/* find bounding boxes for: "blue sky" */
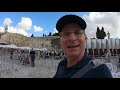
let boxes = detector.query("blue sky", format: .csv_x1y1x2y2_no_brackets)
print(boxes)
0,12,120,39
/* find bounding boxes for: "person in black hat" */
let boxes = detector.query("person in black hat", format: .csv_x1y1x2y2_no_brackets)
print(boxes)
53,14,113,78
30,48,36,67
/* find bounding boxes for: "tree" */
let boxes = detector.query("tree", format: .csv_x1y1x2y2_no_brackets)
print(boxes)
31,34,34,37
48,32,52,36
96,26,106,39
52,33,60,36
101,27,106,39
43,34,45,37
96,26,101,39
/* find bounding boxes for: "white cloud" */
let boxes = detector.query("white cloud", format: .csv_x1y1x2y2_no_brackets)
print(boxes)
0,25,30,37
3,17,33,37
0,27,4,32
0,17,37,37
52,28,58,34
28,33,32,37
16,17,32,30
33,25,43,32
82,12,120,39
3,18,12,26
17,28,29,36
7,26,17,33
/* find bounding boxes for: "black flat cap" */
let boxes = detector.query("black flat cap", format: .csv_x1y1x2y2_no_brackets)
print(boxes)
56,14,87,33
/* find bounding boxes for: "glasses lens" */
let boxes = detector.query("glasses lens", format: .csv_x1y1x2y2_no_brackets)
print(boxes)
60,30,84,37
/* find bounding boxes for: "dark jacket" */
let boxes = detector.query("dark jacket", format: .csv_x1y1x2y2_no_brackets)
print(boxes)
54,54,113,78
30,50,35,59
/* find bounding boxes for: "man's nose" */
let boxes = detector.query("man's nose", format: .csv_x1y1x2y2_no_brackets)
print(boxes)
68,33,77,40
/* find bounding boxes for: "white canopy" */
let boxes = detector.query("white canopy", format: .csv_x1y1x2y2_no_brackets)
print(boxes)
17,46,32,50
0,44,18,48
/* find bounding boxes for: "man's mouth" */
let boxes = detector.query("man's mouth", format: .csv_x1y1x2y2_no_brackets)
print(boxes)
67,45,80,48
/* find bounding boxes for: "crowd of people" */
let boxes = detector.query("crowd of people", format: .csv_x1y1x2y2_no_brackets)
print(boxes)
10,48,36,67
43,50,65,59
8,48,65,67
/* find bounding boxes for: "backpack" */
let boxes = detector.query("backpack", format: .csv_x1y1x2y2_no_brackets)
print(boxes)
71,59,104,78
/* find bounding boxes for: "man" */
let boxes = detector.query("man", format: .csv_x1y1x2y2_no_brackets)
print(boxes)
10,49,14,60
105,50,111,63
53,14,113,78
30,48,36,67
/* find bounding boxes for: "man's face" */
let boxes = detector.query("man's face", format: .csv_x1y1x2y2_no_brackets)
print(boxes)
60,23,86,57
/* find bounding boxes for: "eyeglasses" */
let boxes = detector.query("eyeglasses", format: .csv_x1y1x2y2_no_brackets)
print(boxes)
60,30,85,38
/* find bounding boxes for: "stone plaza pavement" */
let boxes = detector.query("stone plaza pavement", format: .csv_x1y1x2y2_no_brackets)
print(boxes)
0,56,120,78
0,58,61,78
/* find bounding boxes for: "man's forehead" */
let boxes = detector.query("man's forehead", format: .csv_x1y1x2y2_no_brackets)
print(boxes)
61,23,82,32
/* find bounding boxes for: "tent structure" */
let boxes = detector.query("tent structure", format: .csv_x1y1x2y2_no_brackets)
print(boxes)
0,44,18,49
17,46,32,50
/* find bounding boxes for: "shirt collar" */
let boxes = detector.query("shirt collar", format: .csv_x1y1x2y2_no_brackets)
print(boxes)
60,54,92,69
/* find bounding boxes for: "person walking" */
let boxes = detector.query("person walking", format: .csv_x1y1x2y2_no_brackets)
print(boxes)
30,48,36,67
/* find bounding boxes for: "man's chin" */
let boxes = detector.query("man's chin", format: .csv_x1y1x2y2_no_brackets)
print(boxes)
67,52,79,57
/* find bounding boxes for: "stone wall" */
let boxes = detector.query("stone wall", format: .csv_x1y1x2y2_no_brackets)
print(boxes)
0,32,59,50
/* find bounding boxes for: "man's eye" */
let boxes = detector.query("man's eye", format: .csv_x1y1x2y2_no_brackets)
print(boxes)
75,31,83,35
75,31,81,34
63,32,70,35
